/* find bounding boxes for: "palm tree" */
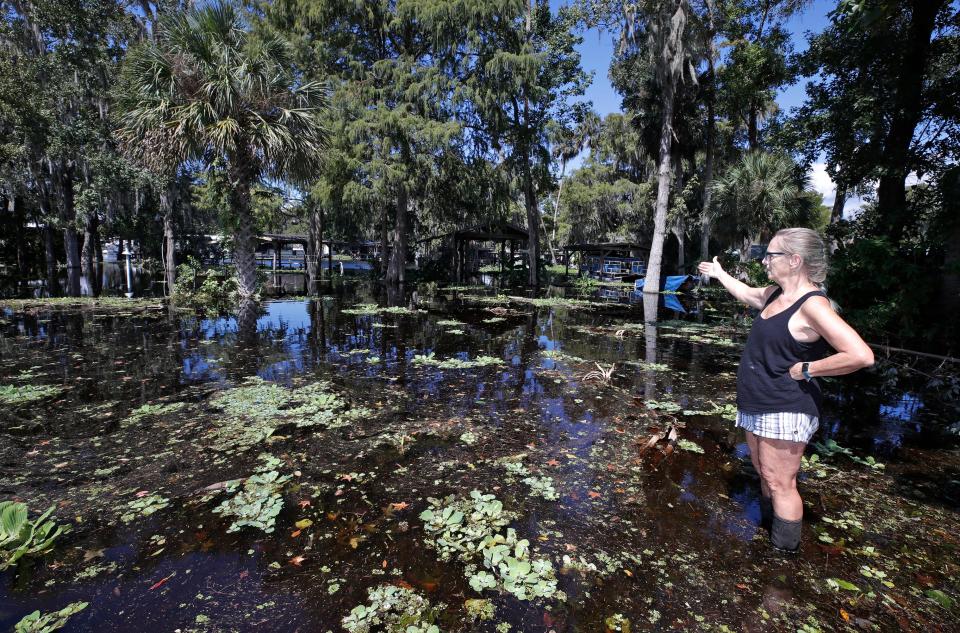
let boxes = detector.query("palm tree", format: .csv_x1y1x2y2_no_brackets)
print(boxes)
711,151,812,261
115,2,327,300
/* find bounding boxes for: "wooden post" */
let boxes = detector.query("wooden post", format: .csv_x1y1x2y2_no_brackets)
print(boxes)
273,240,281,271
564,248,569,277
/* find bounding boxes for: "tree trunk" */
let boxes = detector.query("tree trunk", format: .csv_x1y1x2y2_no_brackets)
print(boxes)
552,161,566,248
43,223,59,297
645,83,676,294
939,167,960,323
160,184,176,295
523,161,540,287
740,235,753,263
92,227,103,296
831,183,846,224
700,0,717,264
306,203,321,295
748,103,758,150
59,165,82,297
875,0,945,245
63,227,82,297
645,1,686,295
673,225,685,271
386,184,408,285
379,204,389,277
81,213,99,297
228,169,258,301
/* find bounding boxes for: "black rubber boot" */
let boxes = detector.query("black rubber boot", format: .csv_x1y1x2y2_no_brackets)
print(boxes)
759,495,773,532
770,515,802,553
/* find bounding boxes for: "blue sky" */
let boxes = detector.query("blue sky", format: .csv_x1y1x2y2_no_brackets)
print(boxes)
555,0,855,211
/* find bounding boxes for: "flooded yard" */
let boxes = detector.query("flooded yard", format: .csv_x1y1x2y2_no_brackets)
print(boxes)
1,282,957,632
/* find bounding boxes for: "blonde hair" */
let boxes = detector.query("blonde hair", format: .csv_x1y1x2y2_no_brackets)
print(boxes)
774,228,828,285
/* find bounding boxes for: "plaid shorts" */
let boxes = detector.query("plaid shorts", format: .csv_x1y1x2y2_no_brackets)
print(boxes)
736,410,819,443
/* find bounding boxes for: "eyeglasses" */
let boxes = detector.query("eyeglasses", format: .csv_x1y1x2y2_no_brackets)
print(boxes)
762,251,788,261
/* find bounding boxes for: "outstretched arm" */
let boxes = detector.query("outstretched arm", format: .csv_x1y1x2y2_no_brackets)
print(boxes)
698,257,773,310
788,296,874,379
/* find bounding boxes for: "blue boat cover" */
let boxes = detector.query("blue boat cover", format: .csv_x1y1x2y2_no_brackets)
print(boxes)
634,274,691,292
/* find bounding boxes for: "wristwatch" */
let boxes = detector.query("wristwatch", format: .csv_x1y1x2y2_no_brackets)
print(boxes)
801,362,813,381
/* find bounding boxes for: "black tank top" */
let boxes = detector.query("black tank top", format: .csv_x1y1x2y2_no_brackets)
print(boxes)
736,288,830,417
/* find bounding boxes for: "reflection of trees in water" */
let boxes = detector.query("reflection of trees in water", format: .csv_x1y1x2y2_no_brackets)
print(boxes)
218,299,266,380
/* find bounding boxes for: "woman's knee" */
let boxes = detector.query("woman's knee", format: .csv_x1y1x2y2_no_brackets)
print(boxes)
759,464,797,494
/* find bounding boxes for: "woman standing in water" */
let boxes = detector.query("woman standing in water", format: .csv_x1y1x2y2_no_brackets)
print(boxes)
698,228,874,552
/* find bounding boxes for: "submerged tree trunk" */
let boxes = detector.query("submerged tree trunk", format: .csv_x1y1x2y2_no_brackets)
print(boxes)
306,203,322,295
43,223,59,297
63,227,82,297
92,227,103,296
60,166,82,297
160,184,176,295
386,184,408,285
81,213,98,297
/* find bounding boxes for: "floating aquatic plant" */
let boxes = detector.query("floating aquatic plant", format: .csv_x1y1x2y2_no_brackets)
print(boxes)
205,377,367,451
1,501,71,571
13,601,88,633
463,598,495,621
412,353,504,370
120,494,169,524
123,401,189,428
0,384,64,406
676,439,704,454
341,584,441,633
420,492,560,601
522,476,559,500
212,454,290,533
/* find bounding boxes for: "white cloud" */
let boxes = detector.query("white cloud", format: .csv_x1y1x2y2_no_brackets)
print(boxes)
807,163,865,218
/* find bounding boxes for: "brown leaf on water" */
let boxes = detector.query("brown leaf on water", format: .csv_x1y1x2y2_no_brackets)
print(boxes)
545,459,560,467
289,555,306,566
588,490,601,499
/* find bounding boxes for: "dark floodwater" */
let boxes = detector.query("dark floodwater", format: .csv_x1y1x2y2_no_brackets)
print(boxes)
1,282,957,632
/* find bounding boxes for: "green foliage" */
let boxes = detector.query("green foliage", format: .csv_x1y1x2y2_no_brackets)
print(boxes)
711,152,816,249
172,257,242,313
13,601,88,633
811,439,884,470
342,584,441,633
827,237,939,345
212,454,291,534
0,384,64,406
0,502,70,571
